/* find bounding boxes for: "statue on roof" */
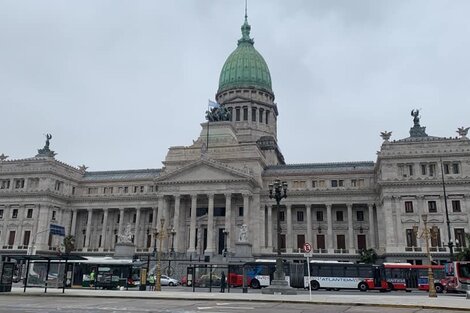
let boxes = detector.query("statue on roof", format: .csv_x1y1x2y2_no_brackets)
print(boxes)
36,133,56,157
205,106,231,122
0,153,8,161
380,131,392,141
411,109,420,126
457,127,470,138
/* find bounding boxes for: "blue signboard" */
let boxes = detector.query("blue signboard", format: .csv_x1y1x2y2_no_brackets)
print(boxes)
50,224,65,236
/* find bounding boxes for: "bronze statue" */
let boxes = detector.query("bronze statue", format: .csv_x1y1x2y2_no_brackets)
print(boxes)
45,134,52,148
411,110,420,126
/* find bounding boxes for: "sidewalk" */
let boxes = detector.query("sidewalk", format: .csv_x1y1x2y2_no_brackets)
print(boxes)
3,287,470,311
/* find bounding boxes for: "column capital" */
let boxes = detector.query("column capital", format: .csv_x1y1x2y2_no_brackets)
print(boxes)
174,194,181,200
103,207,109,212
325,203,332,208
87,208,93,212
207,193,215,200
224,193,232,199
367,203,375,208
346,203,353,209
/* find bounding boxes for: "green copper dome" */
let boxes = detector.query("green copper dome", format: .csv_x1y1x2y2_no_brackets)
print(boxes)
217,16,273,94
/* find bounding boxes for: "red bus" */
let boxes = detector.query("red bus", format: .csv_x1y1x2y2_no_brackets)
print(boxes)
442,261,470,293
305,261,389,292
383,263,444,292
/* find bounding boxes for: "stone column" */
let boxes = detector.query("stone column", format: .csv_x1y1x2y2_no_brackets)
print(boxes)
326,204,333,250
383,197,396,249
156,196,164,226
306,204,312,247
85,209,93,250
151,207,157,249
347,204,354,250
1,205,10,246
173,195,180,252
15,205,24,247
188,195,197,253
134,207,141,248
118,208,125,237
101,208,109,249
286,204,293,253
267,205,273,250
224,193,232,252
70,209,77,236
368,204,375,248
243,193,250,226
394,198,402,248
205,194,215,254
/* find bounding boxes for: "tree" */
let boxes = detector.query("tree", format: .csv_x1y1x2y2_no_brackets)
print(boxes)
456,233,470,261
359,248,378,264
63,235,75,255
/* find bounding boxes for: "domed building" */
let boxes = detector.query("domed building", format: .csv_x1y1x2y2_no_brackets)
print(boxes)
1,13,470,277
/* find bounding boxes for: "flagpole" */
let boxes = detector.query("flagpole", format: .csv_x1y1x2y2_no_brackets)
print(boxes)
206,100,210,152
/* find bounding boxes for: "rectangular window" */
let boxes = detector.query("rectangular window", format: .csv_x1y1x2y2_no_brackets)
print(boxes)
338,180,344,187
134,186,138,193
72,187,76,195
429,163,436,176
356,210,364,222
312,180,316,188
27,209,33,218
265,110,270,124
357,179,365,187
318,180,326,188
297,210,304,222
357,234,367,250
117,214,120,224
0,209,3,219
52,210,57,220
12,209,18,219
99,235,102,247
444,163,450,174
430,226,441,247
421,164,427,175
147,234,152,248
280,234,286,251
54,180,62,191
214,207,226,217
453,163,460,174
243,107,248,121
405,201,413,213
316,211,323,221
428,201,437,213
259,108,264,123
455,228,466,248
316,235,325,250
140,186,144,193
235,108,241,121
8,231,15,246
0,179,10,189
297,234,305,250
149,212,153,223
406,229,417,247
14,179,25,189
252,108,257,121
452,200,461,213
23,230,31,246
351,179,357,187
279,210,285,222
238,207,244,217
407,164,414,176
331,180,338,187
337,235,346,249
133,213,136,223
336,210,343,222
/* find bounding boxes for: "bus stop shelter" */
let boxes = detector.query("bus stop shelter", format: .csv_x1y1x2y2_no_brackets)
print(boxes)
4,254,86,294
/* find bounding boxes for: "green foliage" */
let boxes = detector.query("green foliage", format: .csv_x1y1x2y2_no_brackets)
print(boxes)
359,248,378,264
63,235,75,254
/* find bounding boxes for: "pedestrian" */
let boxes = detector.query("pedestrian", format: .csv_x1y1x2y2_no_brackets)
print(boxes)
220,271,226,293
90,269,96,289
148,274,155,291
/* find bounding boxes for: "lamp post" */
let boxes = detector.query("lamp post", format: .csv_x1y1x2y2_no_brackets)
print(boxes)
262,179,296,295
155,218,165,292
167,227,176,276
415,214,438,298
440,157,454,261
222,229,229,257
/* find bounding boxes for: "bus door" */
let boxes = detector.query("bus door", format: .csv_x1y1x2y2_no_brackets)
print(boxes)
373,266,385,288
289,263,304,288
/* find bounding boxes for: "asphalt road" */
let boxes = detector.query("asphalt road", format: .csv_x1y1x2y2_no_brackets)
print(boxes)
0,296,465,313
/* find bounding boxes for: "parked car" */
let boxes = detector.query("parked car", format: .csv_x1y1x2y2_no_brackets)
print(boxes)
196,273,221,287
160,275,179,286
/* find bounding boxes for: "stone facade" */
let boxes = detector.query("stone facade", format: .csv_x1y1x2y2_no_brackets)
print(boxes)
1,16,470,265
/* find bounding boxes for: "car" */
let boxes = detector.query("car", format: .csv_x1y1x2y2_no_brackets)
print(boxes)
160,275,179,286
196,273,221,287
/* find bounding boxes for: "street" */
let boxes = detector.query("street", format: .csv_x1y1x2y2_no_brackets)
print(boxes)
0,296,466,313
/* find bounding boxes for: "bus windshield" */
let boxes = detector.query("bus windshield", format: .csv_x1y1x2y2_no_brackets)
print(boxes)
457,263,470,279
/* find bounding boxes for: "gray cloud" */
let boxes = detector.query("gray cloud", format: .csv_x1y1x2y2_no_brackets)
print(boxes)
1,0,469,170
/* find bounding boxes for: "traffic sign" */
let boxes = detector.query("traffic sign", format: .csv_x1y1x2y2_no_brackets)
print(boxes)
303,242,312,253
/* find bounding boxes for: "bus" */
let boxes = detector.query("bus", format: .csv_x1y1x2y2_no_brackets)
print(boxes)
305,261,389,292
442,261,470,293
383,263,444,292
243,259,291,289
71,256,144,289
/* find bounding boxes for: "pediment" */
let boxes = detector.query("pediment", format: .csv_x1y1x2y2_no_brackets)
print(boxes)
156,158,254,185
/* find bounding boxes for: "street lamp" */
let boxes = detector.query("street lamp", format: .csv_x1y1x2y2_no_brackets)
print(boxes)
414,214,438,298
166,227,176,276
440,157,454,261
262,179,296,295
169,227,176,254
155,218,165,292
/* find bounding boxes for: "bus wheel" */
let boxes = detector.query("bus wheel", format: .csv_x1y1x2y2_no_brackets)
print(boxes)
435,284,444,293
358,282,368,292
387,282,394,291
250,279,260,289
310,280,320,291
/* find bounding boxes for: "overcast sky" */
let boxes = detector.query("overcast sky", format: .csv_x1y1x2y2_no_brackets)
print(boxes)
1,0,469,171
